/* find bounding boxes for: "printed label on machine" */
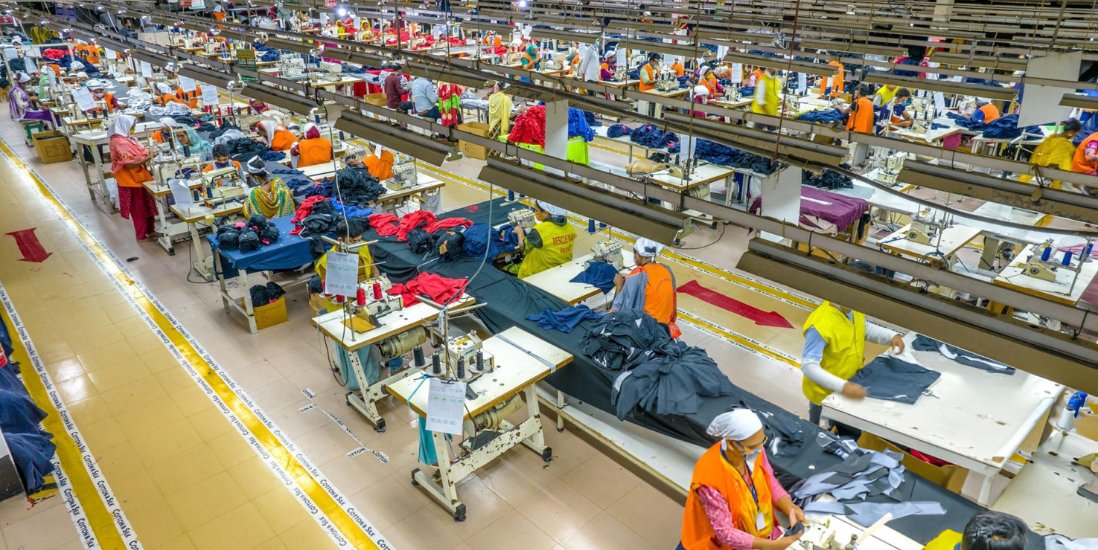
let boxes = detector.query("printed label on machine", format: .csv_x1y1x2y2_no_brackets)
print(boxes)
426,378,466,435
324,251,359,298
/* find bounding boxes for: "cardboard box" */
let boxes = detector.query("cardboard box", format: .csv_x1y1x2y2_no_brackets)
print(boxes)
33,131,71,164
457,122,490,160
364,93,389,107
242,296,288,330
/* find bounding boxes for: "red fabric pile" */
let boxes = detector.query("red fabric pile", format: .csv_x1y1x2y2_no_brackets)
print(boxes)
508,105,547,147
369,212,472,240
395,211,437,241
388,273,467,307
423,218,472,234
42,48,69,60
369,213,399,234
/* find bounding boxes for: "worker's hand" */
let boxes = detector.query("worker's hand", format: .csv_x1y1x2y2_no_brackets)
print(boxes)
890,334,905,354
786,504,806,527
842,382,867,399
513,225,524,237
613,273,625,287
775,531,805,549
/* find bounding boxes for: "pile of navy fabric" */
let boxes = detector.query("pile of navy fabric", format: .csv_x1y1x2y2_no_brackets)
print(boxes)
257,47,281,62
803,167,853,190
74,54,101,75
695,139,778,175
263,151,286,161
249,281,286,305
222,137,271,162
848,355,941,405
798,108,847,125
630,124,678,149
0,316,56,495
295,199,341,237
527,305,602,333
607,124,632,139
325,166,386,206
981,114,1042,140
739,86,755,97
207,124,243,141
568,108,595,142
215,214,281,252
581,309,736,419
273,167,320,201
462,222,518,258
582,109,601,128
946,111,987,131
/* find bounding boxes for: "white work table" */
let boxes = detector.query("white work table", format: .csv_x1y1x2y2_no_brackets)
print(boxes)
522,251,635,307
834,171,919,216
992,431,1098,538
879,222,982,262
646,163,737,192
888,117,964,145
963,203,1050,243
388,327,573,520
994,244,1098,306
822,333,1063,506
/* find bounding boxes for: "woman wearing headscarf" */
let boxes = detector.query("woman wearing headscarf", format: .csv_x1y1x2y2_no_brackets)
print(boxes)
289,123,332,168
600,50,617,81
155,82,189,107
203,144,243,186
108,115,158,240
612,238,681,338
10,72,58,129
88,80,124,113
520,43,539,83
255,120,297,152
678,410,805,550
242,156,295,219
486,81,513,155
690,84,713,119
514,202,575,279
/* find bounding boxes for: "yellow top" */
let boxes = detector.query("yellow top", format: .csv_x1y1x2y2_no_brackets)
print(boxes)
801,302,866,405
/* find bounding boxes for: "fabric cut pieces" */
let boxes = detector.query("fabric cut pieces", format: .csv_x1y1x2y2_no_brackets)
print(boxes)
847,356,940,405
526,305,602,333
911,334,1015,374
570,261,619,293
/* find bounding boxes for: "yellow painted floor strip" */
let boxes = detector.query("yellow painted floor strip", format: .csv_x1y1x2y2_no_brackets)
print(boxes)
0,301,125,549
0,139,381,550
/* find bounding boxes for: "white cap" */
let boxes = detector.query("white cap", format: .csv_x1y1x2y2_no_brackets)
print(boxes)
156,82,174,95
70,61,85,71
633,237,663,258
17,72,30,83
707,409,763,441
537,201,566,217
693,85,709,99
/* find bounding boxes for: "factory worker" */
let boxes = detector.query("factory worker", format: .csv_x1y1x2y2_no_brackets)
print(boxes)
922,511,1027,550
254,119,297,151
679,410,806,550
313,217,383,392
1020,119,1080,190
69,61,85,75
514,201,576,279
155,82,189,107
819,59,845,97
521,42,540,72
613,238,680,337
698,65,724,96
690,85,714,119
1072,125,1098,175
836,83,876,135
800,301,903,426
961,98,1000,124
872,83,901,107
175,84,199,109
242,156,295,219
638,52,661,92
670,58,685,77
8,73,38,122
578,41,601,88
486,81,513,151
202,144,242,186
108,115,157,241
566,46,581,75
88,81,123,113
290,123,332,168
880,87,914,130
599,50,617,81
747,65,765,87
750,66,779,117
213,2,226,21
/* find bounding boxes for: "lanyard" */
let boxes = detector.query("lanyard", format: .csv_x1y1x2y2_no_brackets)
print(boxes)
740,464,761,514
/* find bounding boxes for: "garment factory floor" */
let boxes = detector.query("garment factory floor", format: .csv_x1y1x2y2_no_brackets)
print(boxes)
0,113,958,550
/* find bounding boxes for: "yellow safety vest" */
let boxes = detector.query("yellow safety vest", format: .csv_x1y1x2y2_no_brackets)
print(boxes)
517,220,576,279
751,71,780,116
923,530,963,550
801,301,866,405
876,86,899,106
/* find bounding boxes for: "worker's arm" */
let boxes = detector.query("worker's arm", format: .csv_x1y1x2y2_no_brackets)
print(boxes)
802,327,867,398
755,79,767,106
695,486,804,550
525,228,543,249
872,94,884,107
865,322,903,352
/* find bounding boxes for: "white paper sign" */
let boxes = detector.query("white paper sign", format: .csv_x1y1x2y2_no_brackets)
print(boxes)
352,16,361,29
179,75,196,92
616,49,626,67
730,63,743,84
324,251,359,297
933,92,946,113
191,0,205,8
522,25,532,39
3,48,16,60
201,84,219,106
169,180,195,208
140,61,153,78
796,73,807,94
104,47,116,60
320,13,329,24
425,378,466,435
72,88,97,112
24,57,36,73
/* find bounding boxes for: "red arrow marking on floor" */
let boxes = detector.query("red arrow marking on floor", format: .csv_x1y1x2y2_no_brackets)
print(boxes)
6,228,52,263
678,280,793,329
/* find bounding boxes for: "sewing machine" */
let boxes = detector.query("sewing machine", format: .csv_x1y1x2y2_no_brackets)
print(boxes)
201,165,245,188
279,54,306,79
318,61,342,75
874,152,906,185
655,68,679,92
906,214,944,245
507,208,536,230
437,333,496,381
388,160,418,189
204,42,219,55
722,87,741,102
588,241,624,270
957,96,976,115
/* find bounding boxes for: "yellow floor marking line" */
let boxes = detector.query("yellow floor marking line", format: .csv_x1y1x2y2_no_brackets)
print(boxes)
0,290,125,550
0,137,391,550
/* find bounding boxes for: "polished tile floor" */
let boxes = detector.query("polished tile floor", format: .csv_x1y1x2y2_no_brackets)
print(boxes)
0,113,868,550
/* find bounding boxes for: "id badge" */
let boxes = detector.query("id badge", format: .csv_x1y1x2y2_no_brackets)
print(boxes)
756,512,766,531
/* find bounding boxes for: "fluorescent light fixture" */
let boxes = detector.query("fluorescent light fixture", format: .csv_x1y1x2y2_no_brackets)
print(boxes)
334,112,453,166
863,72,1018,100
1061,93,1098,110
321,47,389,67
240,82,319,115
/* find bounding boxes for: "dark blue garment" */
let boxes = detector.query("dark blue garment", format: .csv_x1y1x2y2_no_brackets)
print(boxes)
607,124,632,138
7,431,55,494
582,109,601,127
630,124,678,149
75,54,101,75
570,261,619,293
0,388,47,435
330,199,372,219
798,108,848,125
848,356,941,405
263,151,286,161
739,86,755,97
694,140,777,174
207,215,315,273
911,335,1015,375
568,108,595,142
0,313,13,360
462,223,518,258
981,114,1041,140
526,305,602,333
894,57,921,78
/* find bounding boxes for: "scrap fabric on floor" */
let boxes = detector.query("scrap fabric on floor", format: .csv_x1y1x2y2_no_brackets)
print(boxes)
911,334,1015,374
526,305,602,333
847,355,941,405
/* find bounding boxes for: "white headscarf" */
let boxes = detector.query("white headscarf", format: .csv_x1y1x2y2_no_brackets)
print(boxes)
245,155,266,175
108,114,137,138
76,72,88,79
16,72,30,84
693,85,709,103
256,120,277,145
156,82,174,95
634,237,663,258
11,36,22,45
707,409,763,442
70,61,85,71
87,79,106,91
537,201,566,218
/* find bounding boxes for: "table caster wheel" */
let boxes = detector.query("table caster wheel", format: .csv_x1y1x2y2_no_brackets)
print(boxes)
344,391,352,406
374,418,386,433
454,504,466,522
541,447,553,463
411,469,420,486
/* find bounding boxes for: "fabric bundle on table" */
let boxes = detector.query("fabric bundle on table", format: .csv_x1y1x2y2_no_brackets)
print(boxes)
326,166,386,206
207,124,243,141
434,229,465,261
583,109,601,127
249,281,286,305
293,200,341,237
694,139,777,174
606,124,633,139
570,261,619,293
406,229,434,254
848,355,941,405
526,305,602,333
461,223,518,258
331,199,372,220
798,108,848,125
981,114,1042,140
630,124,678,150
394,211,436,240
216,214,281,252
222,137,271,162
911,334,1015,374
263,150,285,161
568,107,595,142
508,104,547,147
387,272,467,306
147,103,193,117
802,167,853,190
0,319,56,495
582,309,735,419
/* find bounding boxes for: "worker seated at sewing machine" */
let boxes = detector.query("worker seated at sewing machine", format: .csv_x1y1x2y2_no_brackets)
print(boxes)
678,409,807,550
203,144,243,186
290,123,332,169
879,88,914,131
509,202,576,279
253,119,297,152
242,156,296,218
599,50,618,82
959,98,1000,124
154,83,190,107
314,217,382,309
88,81,124,114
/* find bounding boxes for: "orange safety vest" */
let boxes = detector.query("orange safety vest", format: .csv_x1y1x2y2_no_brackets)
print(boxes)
203,160,241,185
820,61,844,97
639,63,656,92
846,96,875,134
176,88,199,109
672,62,685,77
76,44,100,65
296,137,332,167
522,51,537,69
100,92,117,113
748,68,764,87
270,129,297,152
213,10,226,21
681,443,777,550
158,93,189,107
48,64,62,77
628,263,676,326
1072,131,1098,173
977,103,1000,123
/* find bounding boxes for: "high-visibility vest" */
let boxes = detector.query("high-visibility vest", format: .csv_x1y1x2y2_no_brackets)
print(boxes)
296,138,332,168
750,71,779,116
517,220,576,279
846,96,875,134
680,442,777,550
801,302,866,405
639,63,656,92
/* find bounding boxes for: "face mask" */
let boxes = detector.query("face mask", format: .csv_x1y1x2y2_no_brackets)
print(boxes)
744,448,761,470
